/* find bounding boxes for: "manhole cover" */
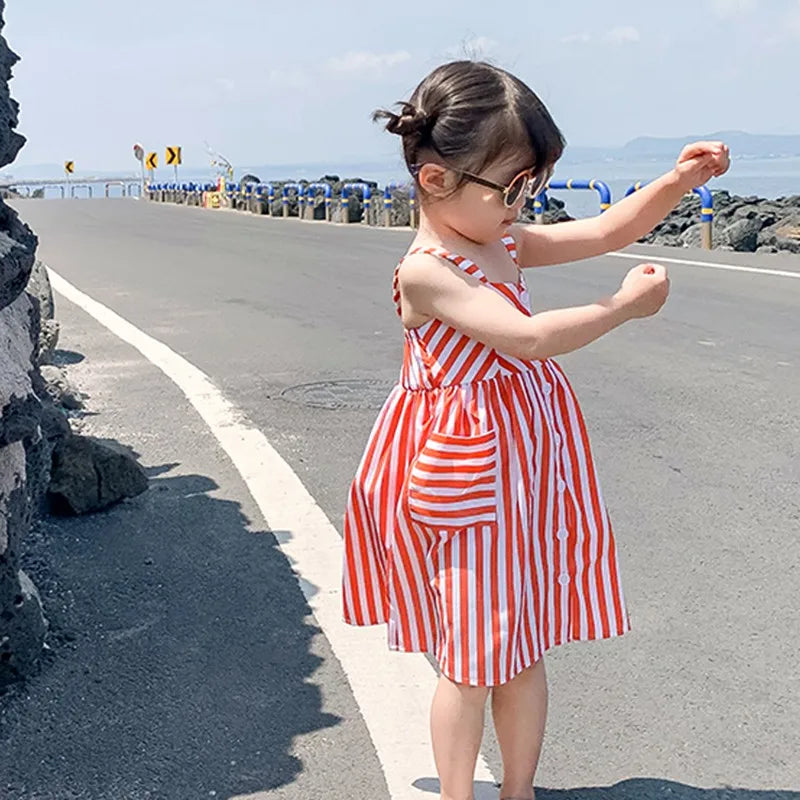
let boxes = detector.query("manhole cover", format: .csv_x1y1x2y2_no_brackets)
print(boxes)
280,379,396,410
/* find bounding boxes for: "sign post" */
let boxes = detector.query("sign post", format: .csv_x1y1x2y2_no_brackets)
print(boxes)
146,151,157,186
64,160,74,197
166,146,182,184
133,143,145,197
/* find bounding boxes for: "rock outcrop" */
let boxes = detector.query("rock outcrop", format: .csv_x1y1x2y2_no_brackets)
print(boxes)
0,0,48,685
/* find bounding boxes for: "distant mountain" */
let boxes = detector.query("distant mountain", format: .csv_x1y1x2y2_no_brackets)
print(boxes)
562,131,800,163
622,131,800,158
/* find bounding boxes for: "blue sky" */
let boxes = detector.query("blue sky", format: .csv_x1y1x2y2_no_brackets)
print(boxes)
4,0,800,171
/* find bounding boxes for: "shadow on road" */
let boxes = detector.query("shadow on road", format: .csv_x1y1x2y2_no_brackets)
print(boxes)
414,774,799,799
1,448,339,799
535,779,800,800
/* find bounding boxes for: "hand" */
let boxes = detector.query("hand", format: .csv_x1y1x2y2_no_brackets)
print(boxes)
674,140,730,190
615,263,670,319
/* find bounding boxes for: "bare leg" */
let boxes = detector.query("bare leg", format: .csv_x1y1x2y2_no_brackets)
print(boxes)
490,659,548,800
431,673,490,800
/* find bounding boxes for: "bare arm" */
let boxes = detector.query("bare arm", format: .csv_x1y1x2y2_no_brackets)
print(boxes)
514,141,730,267
399,255,669,362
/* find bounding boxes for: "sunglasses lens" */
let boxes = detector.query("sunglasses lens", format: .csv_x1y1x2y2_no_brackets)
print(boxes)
505,174,527,207
528,174,548,200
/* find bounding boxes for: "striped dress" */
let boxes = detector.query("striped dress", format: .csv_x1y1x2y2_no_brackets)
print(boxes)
342,235,630,687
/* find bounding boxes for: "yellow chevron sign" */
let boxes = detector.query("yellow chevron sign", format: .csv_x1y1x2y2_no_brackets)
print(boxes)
64,161,74,174
166,146,182,166
146,152,158,170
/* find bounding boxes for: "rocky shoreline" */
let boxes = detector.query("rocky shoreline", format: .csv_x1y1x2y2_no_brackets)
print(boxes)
640,190,800,253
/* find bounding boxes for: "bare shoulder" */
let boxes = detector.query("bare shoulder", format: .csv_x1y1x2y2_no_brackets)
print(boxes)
396,251,478,328
397,250,477,294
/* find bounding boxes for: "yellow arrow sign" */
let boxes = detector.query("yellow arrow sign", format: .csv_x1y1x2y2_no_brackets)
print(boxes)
64,161,74,174
146,152,158,170
166,146,182,166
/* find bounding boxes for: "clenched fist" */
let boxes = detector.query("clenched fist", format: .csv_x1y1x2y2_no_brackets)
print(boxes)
615,263,670,319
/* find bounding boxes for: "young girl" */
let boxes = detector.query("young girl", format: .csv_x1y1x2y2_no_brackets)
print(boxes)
342,60,729,800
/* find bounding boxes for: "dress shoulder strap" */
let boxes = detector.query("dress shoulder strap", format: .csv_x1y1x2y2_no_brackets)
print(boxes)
501,234,519,265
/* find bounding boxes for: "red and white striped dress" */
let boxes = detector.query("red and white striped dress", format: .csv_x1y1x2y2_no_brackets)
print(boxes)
342,235,630,687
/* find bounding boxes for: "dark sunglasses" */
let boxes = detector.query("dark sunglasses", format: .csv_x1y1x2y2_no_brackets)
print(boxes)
411,163,553,208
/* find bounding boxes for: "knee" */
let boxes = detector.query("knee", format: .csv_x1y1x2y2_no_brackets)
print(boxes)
444,676,491,705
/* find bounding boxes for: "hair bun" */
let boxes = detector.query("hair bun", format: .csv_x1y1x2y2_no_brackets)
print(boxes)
373,102,431,137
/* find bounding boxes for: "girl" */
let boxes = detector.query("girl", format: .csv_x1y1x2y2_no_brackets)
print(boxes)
342,60,729,800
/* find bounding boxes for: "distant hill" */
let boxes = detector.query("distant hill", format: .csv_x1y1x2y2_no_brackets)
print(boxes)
622,131,800,158
563,131,800,163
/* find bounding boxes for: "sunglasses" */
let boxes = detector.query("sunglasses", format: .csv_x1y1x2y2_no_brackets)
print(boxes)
412,163,553,208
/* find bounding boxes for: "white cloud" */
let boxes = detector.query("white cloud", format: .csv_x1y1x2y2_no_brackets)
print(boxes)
560,32,592,44
325,50,411,74
711,0,757,18
604,25,641,45
445,36,499,58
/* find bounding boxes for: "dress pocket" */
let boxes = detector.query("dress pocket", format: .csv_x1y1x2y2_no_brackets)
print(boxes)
407,430,498,529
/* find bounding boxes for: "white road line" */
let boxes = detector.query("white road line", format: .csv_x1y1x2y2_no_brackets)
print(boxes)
47,268,498,800
608,251,800,279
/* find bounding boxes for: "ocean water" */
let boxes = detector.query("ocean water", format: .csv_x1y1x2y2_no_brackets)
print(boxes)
344,156,800,219
33,156,800,219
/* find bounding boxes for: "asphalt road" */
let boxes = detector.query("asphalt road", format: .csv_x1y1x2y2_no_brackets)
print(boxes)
2,198,798,799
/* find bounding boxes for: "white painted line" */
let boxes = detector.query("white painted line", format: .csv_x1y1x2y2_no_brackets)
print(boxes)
608,251,800,279
47,268,498,800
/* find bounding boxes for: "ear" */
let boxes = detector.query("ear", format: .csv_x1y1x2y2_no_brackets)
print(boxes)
418,163,455,197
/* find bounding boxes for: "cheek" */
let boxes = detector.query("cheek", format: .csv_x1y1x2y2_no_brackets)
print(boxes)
471,187,504,216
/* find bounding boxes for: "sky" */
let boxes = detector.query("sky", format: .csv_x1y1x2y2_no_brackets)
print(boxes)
3,0,800,173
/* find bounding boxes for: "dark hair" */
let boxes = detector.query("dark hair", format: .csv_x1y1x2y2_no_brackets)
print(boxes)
373,61,565,186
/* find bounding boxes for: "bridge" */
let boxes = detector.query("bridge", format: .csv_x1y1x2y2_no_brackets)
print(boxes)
0,175,142,198
2,197,798,799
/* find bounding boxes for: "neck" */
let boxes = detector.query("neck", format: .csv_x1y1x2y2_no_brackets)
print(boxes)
415,208,483,248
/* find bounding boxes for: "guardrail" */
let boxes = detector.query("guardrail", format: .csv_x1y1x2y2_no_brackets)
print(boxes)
282,183,306,218
306,182,333,221
626,182,713,249
534,178,612,224
383,182,399,227
143,176,716,246
341,182,372,224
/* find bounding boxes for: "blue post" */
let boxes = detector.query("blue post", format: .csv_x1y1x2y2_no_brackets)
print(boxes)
383,182,399,227
626,181,714,249
306,182,333,221
409,183,418,228
282,183,305,218
546,178,612,214
341,182,373,224
533,191,546,224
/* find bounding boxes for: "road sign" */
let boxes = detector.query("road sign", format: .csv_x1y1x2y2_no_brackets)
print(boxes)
133,143,144,162
146,152,158,170
166,146,182,166
64,161,74,174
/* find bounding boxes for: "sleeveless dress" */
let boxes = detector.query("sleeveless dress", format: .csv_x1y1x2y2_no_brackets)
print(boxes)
342,235,630,687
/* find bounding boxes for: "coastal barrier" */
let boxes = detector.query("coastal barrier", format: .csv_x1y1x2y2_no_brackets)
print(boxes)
626,182,714,249
150,176,714,246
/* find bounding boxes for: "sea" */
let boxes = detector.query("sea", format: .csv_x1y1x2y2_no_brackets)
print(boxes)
28,155,800,219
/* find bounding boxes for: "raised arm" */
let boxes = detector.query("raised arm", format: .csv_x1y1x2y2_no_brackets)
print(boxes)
513,141,731,268
399,254,670,362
